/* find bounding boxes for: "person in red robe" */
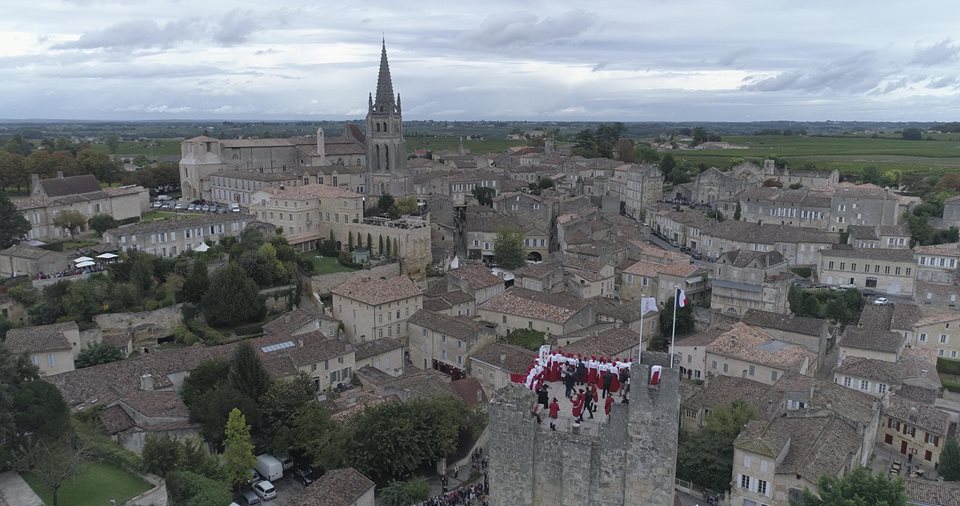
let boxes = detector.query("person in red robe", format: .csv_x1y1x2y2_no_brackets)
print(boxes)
610,367,621,393
604,395,614,417
572,390,585,422
590,383,599,403
549,398,560,431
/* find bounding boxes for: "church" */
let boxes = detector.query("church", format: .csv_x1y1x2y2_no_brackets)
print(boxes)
178,40,410,203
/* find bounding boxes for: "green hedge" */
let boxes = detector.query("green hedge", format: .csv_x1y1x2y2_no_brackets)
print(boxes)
938,357,960,376
942,376,960,393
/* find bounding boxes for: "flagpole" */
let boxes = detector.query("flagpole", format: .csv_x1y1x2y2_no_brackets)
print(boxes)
638,305,644,365
670,288,678,368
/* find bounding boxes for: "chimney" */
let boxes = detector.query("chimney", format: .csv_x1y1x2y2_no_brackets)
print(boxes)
57,170,64,179
285,314,291,323
499,353,506,364
297,337,304,348
30,174,39,192
140,374,154,391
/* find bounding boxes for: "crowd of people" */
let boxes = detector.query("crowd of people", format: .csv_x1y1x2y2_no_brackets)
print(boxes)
419,471,489,506
33,263,105,280
656,197,713,209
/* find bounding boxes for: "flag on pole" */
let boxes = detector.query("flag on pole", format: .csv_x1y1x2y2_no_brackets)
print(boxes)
640,297,657,315
676,287,688,308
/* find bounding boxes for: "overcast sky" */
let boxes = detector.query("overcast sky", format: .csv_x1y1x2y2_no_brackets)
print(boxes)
2,0,959,121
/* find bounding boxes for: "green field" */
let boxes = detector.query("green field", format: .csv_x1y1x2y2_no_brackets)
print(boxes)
90,139,183,157
23,462,151,506
405,136,528,155
139,210,179,222
669,135,960,174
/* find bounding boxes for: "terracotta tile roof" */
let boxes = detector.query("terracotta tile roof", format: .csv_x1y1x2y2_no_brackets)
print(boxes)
623,259,699,278
38,174,101,197
684,376,781,418
99,405,136,434
559,327,641,359
448,263,502,289
840,327,904,354
294,468,375,506
0,244,67,261
820,246,915,262
324,390,398,423
595,300,652,323
423,297,452,312
886,394,950,435
903,477,960,506
914,242,960,257
408,310,488,341
742,310,828,337
735,416,862,481
674,327,727,348
773,372,878,428
119,390,189,419
515,261,562,279
262,306,321,335
449,377,488,408
835,356,940,392
914,309,960,327
331,275,423,306
353,338,403,361
6,321,77,354
470,342,537,375
480,287,588,323
258,183,362,200
718,249,786,268
212,170,300,182
102,185,147,197
707,322,816,372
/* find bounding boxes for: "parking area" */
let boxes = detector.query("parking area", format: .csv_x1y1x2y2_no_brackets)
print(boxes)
150,198,241,214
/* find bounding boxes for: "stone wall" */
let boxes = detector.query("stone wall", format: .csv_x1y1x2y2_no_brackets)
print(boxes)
488,352,680,506
124,474,167,506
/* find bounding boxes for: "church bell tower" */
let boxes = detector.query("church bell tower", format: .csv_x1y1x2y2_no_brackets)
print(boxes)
366,39,406,189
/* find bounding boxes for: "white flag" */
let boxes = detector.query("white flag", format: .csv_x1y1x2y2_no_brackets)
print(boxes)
640,297,657,315
676,287,688,308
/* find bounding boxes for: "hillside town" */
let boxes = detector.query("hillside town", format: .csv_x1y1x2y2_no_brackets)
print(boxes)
2,42,960,506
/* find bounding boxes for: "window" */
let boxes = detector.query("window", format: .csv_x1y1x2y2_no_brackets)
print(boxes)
843,376,852,387
941,334,948,344
758,480,768,496
860,380,869,391
748,365,755,377
740,475,751,489
723,363,729,373
771,370,778,382
919,333,927,342
711,360,718,369
47,354,56,368
878,384,887,394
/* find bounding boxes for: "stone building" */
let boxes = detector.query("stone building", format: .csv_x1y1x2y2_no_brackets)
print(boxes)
817,246,916,296
17,173,148,241
0,244,71,277
562,257,616,299
488,352,679,506
877,394,952,472
291,468,375,506
705,323,817,384
711,250,793,317
465,215,549,263
914,242,960,284
179,42,409,201
331,275,424,343
621,163,664,220
741,310,833,371
470,342,537,397
407,310,496,376
103,213,251,257
446,263,504,304
846,224,911,249
942,195,960,226
5,321,80,376
478,287,595,338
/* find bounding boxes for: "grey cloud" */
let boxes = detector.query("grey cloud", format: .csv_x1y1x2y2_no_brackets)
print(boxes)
929,76,958,89
717,48,751,66
213,9,260,45
592,62,609,72
741,51,889,93
461,10,597,48
910,39,959,66
53,18,202,50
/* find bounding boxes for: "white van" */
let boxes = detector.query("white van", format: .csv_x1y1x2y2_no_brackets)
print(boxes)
255,454,283,482
230,202,241,213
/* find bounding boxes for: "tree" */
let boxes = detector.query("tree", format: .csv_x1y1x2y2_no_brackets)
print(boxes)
223,408,256,489
0,192,30,248
677,401,756,493
129,256,155,294
261,374,318,454
292,403,345,472
52,210,86,238
105,135,120,154
733,202,742,221
77,149,121,184
229,342,271,401
16,438,89,506
202,263,264,326
762,178,783,188
0,152,29,191
656,296,694,347
378,235,384,255
166,470,231,506
861,166,882,185
902,128,922,141
704,400,756,436
940,437,960,481
180,259,209,304
493,229,525,269
659,154,676,176
472,186,496,206
377,194,395,213
380,479,430,506
142,433,182,477
615,139,636,162
12,379,71,442
635,145,660,164
87,214,117,236
794,467,906,506
181,359,231,408
75,342,123,368
395,196,418,215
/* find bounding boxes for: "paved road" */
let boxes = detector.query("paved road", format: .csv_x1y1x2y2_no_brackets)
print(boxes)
0,471,43,506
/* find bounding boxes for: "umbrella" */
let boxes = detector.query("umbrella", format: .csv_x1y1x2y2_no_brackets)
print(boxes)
96,253,119,259
195,243,210,252
74,256,94,263
76,261,96,268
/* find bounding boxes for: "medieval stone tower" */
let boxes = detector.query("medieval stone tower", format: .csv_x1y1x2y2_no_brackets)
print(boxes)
366,39,406,194
488,352,680,506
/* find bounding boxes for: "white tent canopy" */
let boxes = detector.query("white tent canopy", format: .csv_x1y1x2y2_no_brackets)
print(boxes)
95,253,118,259
73,256,94,263
75,261,96,268
195,243,210,252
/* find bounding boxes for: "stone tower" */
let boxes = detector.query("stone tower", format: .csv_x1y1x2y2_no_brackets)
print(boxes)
316,127,327,165
366,39,406,191
487,352,680,506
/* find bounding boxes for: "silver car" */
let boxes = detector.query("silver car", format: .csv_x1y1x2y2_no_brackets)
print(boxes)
253,480,276,501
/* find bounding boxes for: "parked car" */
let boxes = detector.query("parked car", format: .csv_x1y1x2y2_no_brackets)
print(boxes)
161,202,172,209
200,205,210,212
873,297,889,305
187,204,197,211
236,489,261,506
151,201,162,208
293,464,317,486
230,203,241,213
174,202,185,210
255,454,283,482
679,246,690,254
253,481,277,501
690,251,703,260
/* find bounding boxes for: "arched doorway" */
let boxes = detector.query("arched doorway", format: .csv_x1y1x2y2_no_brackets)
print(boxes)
526,251,542,262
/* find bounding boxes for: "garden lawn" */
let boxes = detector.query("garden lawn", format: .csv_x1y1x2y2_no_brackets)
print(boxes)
23,461,151,506
301,252,358,274
139,211,178,222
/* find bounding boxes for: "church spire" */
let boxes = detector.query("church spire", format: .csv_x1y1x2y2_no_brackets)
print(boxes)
373,39,396,111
